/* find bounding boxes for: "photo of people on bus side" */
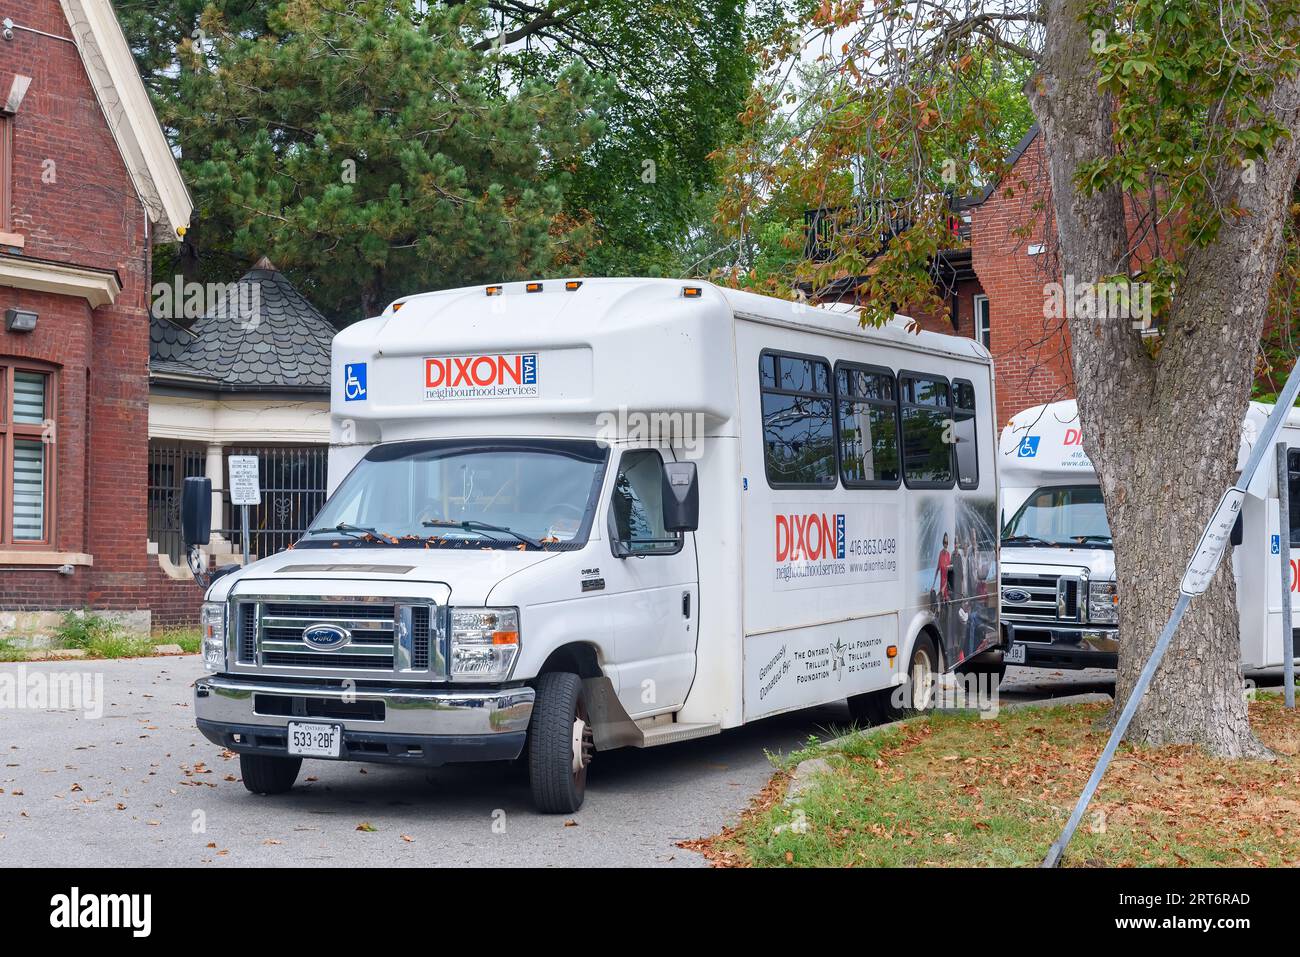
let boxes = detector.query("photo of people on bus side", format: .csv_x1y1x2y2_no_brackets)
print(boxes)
918,497,998,667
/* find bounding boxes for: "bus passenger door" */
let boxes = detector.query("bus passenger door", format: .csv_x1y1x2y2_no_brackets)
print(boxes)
599,448,699,718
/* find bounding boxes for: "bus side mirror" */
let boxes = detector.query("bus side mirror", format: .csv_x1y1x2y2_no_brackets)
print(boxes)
182,476,212,548
662,462,699,532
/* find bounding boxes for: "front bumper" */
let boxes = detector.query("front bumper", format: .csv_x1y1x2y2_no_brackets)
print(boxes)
194,675,533,766
1004,621,1118,670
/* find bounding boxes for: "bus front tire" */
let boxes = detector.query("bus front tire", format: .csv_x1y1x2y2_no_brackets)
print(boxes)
528,672,592,814
240,753,302,795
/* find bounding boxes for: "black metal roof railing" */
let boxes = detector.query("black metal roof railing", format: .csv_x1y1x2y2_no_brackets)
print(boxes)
803,191,971,262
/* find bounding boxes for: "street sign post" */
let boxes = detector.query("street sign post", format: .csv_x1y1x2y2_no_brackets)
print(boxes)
1044,359,1300,867
227,455,260,567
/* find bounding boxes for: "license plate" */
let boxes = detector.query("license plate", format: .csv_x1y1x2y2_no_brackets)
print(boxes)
287,722,342,758
1005,643,1027,665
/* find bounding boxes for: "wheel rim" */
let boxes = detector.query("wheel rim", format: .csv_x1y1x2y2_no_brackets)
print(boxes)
910,646,934,710
571,696,594,788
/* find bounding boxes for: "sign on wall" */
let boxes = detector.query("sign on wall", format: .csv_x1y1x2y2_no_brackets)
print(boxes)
228,456,261,506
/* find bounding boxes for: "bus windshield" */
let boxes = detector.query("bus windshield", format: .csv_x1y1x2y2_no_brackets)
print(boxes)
1002,484,1112,549
301,439,609,549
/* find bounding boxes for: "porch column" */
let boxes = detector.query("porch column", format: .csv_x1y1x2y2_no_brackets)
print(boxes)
204,442,225,539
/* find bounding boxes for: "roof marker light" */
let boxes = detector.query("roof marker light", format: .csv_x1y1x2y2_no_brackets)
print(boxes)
391,301,405,312
682,285,702,298
526,282,543,293
486,285,503,297
565,280,582,291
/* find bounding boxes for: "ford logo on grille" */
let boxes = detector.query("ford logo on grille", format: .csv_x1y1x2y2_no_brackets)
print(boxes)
1002,588,1031,604
302,624,351,650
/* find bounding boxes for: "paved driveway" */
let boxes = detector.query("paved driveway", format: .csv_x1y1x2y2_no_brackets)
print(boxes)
0,656,1111,867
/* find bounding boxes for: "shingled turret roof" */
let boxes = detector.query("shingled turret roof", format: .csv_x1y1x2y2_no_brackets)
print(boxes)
149,258,336,393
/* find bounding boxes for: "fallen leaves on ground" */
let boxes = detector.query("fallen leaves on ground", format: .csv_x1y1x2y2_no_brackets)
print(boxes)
689,696,1300,868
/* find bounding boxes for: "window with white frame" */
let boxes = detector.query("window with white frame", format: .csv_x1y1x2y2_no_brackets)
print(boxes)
973,294,991,349
0,362,54,545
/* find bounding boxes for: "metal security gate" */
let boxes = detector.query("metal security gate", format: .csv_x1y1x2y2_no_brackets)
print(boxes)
221,446,328,558
147,441,207,563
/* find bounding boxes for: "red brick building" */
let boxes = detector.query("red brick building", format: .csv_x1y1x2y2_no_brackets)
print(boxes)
0,0,194,631
811,127,1071,425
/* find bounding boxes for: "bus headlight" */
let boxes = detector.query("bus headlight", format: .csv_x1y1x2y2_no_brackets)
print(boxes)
1088,581,1119,624
200,601,226,671
450,607,519,680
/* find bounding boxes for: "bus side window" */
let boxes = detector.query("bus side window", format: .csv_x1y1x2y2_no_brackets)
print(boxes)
834,364,900,487
899,373,954,488
760,351,837,488
952,379,979,489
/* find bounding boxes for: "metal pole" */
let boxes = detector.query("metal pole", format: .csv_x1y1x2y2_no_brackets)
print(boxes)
241,503,250,566
1043,593,1192,867
1044,359,1300,867
1280,442,1296,709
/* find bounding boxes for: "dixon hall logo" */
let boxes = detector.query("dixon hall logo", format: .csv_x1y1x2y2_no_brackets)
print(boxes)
424,353,539,401
775,512,845,562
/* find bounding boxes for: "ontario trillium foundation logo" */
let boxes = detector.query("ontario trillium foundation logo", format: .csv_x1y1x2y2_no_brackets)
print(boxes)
830,637,847,679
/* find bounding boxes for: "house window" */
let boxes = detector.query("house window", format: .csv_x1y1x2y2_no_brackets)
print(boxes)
973,295,991,349
0,363,54,545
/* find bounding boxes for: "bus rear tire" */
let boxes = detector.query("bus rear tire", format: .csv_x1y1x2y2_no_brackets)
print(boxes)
848,633,941,725
240,753,302,795
528,672,592,814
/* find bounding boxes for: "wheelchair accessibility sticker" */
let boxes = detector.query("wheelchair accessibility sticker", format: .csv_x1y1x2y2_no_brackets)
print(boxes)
344,363,367,402
1017,436,1040,458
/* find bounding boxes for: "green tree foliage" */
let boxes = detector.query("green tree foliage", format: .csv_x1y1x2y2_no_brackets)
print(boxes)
714,27,1033,297
114,0,763,319
142,0,602,320
483,0,759,276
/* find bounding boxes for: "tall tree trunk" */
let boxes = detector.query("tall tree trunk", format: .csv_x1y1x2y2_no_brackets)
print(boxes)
1031,0,1300,756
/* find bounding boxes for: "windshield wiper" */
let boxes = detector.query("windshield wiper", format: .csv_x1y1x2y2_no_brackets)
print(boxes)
301,522,396,544
423,519,543,550
1073,534,1113,545
1002,534,1058,548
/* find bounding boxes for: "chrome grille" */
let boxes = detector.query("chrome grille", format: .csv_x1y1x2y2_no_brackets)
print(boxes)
238,602,257,663
233,598,444,676
1001,573,1081,624
412,605,430,670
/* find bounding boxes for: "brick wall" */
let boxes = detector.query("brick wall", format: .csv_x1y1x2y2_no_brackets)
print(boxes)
909,277,982,340
970,135,1073,425
0,0,176,624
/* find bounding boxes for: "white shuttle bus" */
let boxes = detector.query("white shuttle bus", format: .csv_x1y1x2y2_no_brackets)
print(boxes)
999,399,1300,673
185,278,999,812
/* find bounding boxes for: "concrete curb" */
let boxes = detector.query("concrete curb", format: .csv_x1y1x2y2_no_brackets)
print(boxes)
783,692,1114,806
